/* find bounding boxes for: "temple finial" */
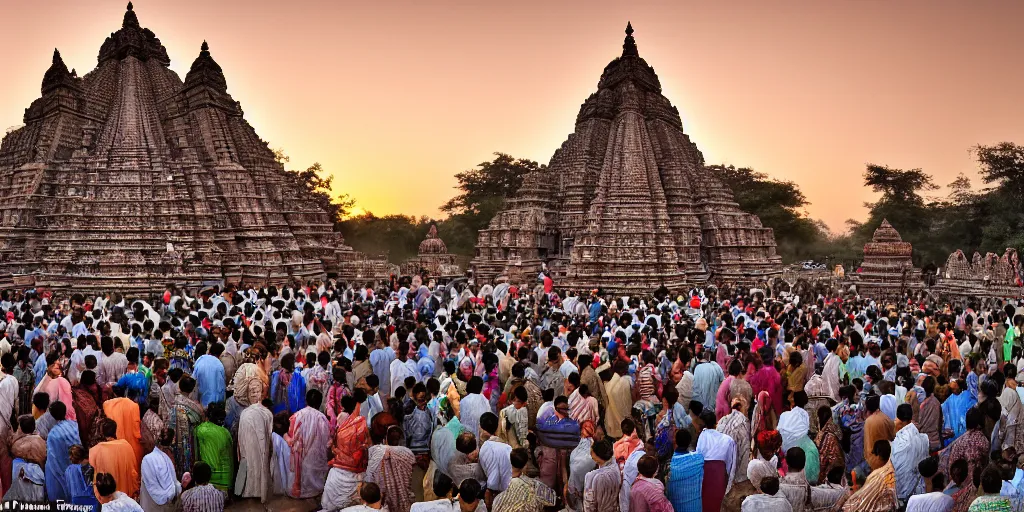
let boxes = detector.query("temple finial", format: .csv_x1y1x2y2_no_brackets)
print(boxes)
123,1,140,27
622,21,638,57
52,48,61,64
201,40,209,52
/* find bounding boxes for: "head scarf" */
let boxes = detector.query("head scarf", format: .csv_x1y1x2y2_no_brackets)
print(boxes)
756,430,783,460
751,390,777,435
880,394,897,420
746,458,777,489
141,447,178,505
778,409,810,451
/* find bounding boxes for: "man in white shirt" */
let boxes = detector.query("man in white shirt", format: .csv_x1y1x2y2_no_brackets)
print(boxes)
478,412,512,509
459,377,490,437
696,410,737,495
389,341,417,397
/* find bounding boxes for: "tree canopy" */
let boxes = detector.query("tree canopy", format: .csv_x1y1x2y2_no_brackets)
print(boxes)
441,153,544,234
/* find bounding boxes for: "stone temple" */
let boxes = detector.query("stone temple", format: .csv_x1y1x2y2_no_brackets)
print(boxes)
854,219,918,298
400,224,462,279
472,24,781,292
0,4,360,293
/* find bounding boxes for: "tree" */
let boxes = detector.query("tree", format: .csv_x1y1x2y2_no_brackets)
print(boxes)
973,143,1024,254
441,153,544,233
863,164,936,206
287,162,356,223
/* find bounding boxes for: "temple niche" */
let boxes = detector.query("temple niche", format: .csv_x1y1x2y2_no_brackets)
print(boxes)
854,219,920,298
935,248,1023,298
471,23,782,293
0,3,364,293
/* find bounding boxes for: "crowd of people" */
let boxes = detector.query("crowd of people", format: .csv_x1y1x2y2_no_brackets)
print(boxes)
0,278,1023,512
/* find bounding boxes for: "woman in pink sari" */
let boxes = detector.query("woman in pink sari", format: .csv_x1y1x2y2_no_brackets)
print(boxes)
34,355,76,422
714,374,735,420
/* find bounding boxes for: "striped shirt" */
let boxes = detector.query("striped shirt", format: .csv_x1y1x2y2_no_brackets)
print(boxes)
182,484,225,512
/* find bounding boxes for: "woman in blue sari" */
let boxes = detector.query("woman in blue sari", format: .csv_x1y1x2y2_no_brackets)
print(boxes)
270,353,306,415
64,444,99,510
942,380,976,446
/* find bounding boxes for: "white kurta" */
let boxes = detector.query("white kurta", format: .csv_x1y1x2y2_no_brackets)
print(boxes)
237,403,274,501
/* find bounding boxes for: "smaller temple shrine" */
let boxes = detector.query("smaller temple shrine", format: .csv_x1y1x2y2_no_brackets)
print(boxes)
855,219,919,298
400,224,462,279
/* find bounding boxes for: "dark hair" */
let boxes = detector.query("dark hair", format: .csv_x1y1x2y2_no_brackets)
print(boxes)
981,464,1004,494
950,458,969,485
18,414,35,434
433,472,454,498
591,438,613,461
178,375,196,394
621,418,636,436
785,447,806,471
675,429,691,449
458,479,481,504
306,389,323,410
192,461,212,485
510,447,529,469
49,401,67,421
32,392,50,412
918,455,940,479
896,403,913,422
826,466,844,484
456,432,476,454
865,394,880,413
759,475,780,496
792,390,808,408
872,440,891,462
360,481,382,504
101,418,118,439
467,376,483,394
637,454,659,478
95,472,117,497
480,412,499,435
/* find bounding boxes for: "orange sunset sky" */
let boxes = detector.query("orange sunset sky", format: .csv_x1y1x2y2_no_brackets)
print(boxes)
1,1,1023,232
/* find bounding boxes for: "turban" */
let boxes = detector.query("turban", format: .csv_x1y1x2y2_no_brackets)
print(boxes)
580,420,596,439
746,458,777,488
756,430,783,457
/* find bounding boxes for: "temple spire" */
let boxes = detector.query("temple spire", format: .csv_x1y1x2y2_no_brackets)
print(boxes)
123,1,139,27
42,47,75,94
622,21,638,57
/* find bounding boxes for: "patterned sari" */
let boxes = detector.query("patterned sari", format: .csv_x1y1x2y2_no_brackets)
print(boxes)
169,394,203,479
815,417,845,480
841,460,897,512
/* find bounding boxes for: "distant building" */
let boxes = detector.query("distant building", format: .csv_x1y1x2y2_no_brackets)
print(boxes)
401,224,462,280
